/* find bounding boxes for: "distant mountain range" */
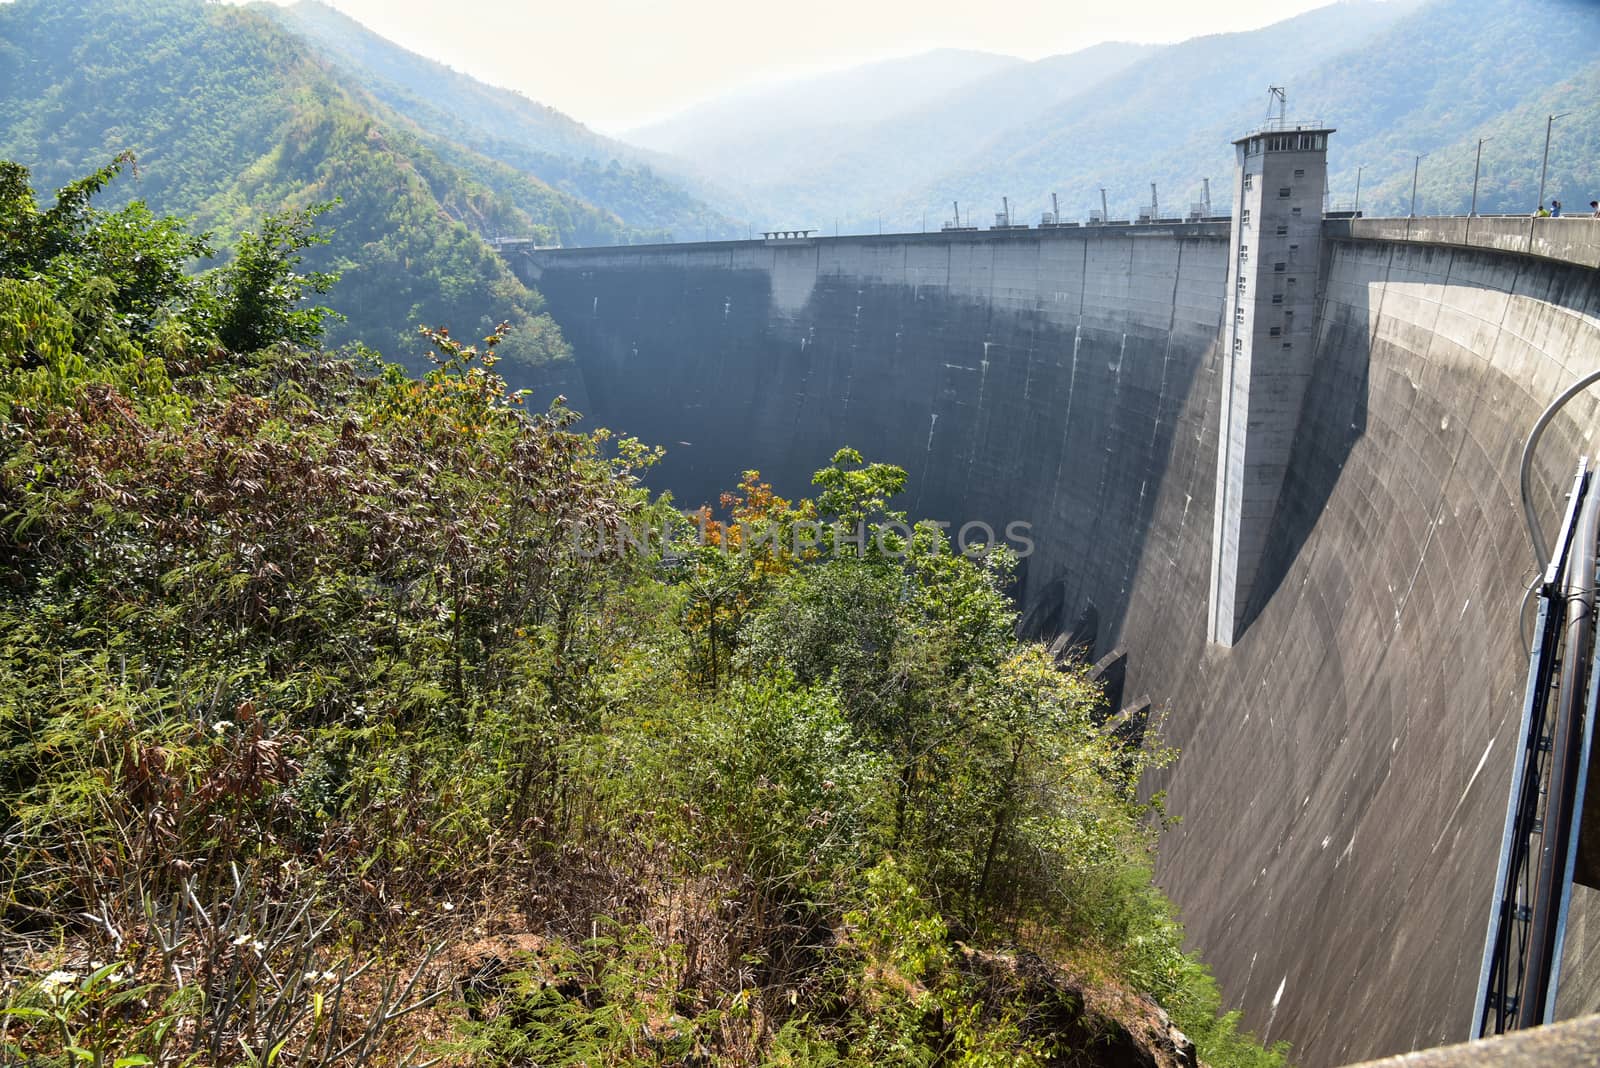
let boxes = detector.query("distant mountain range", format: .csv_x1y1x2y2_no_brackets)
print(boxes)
624,49,1024,193
619,0,1600,229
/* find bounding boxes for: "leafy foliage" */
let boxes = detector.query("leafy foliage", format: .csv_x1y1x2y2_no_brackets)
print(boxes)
0,164,1283,1067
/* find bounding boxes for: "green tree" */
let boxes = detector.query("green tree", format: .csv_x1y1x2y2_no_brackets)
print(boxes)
202,201,341,353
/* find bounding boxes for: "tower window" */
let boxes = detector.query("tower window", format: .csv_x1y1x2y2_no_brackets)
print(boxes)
1237,276,1248,292
1235,307,1246,323
1291,207,1303,216
1242,209,1251,224
1294,169,1305,178
1282,341,1294,350
1238,244,1249,260
1233,338,1243,354
1289,244,1300,255
1273,262,1287,273
1269,326,1282,337
1279,187,1292,198
1270,293,1284,305
1276,225,1289,236
1243,174,1254,191
1287,277,1298,286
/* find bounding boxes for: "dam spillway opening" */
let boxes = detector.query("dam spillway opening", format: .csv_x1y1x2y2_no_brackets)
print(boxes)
513,192,1600,1065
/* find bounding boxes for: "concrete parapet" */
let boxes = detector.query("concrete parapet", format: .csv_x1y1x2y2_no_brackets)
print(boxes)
1326,216,1600,270
524,220,1233,265
1334,1015,1600,1067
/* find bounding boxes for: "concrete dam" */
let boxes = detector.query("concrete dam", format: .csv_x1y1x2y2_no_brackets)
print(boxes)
513,212,1600,1066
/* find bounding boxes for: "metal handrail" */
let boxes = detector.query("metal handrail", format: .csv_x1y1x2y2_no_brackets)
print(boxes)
1243,117,1330,134
1476,457,1600,1037
1521,370,1600,574
1353,214,1600,222
1521,473,1600,1025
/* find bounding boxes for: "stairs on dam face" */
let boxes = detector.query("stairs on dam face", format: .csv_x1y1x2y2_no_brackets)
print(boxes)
1475,459,1600,1038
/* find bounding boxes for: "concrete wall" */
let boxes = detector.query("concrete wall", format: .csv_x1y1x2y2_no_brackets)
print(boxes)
525,226,1230,644
1122,236,1600,1065
517,225,1600,1067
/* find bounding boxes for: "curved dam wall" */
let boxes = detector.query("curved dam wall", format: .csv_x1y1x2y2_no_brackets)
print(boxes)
517,223,1600,1067
1123,231,1600,1063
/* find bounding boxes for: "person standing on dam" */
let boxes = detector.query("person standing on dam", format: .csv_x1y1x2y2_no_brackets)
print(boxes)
1591,200,1600,217
1552,199,1564,217
1536,203,1552,217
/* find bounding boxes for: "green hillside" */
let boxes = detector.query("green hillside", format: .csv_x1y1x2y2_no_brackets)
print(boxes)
271,0,734,240
0,0,621,376
1270,0,1600,215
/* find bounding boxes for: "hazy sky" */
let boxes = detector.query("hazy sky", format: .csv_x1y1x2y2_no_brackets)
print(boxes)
256,0,1343,132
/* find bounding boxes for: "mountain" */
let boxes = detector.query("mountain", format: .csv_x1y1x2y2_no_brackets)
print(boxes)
626,49,1023,194
271,0,734,240
619,2,1418,230
1021,0,1600,223
620,0,1600,231
675,41,1157,231
0,0,617,378
1294,0,1600,216
621,0,1598,232
884,0,1419,227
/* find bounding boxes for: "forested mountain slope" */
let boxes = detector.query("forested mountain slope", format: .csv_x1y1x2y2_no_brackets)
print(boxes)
1046,0,1600,220
271,0,735,240
1298,0,1600,214
623,1,1412,228
0,0,615,375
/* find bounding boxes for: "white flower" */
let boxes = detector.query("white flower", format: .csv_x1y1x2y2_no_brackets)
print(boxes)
39,971,78,1006
40,970,77,993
